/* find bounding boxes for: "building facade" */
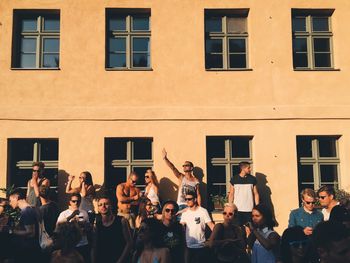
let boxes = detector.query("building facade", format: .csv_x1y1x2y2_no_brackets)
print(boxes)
0,0,349,232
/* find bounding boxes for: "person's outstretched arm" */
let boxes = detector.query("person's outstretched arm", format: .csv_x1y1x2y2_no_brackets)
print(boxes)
162,148,182,179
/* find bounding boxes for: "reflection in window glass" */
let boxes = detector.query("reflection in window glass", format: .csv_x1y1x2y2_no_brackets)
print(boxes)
20,54,36,68
43,54,59,67
43,39,59,52
206,39,222,53
109,54,126,68
206,54,223,69
313,38,330,52
227,17,246,33
109,16,126,31
132,54,149,67
314,53,331,68
21,38,37,52
292,17,306,32
132,38,149,52
229,39,246,53
293,38,307,52
109,38,126,52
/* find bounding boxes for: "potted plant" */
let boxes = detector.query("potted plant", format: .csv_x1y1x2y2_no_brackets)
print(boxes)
211,194,228,210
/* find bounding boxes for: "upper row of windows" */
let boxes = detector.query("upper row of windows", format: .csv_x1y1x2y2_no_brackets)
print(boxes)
11,9,335,70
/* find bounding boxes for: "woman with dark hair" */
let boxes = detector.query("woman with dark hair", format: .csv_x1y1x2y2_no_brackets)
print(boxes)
66,171,95,212
132,218,170,263
280,226,310,263
144,169,160,208
245,204,280,263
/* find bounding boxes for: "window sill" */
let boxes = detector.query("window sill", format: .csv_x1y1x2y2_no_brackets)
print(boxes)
11,67,60,70
106,68,153,71
206,68,253,72
294,68,340,71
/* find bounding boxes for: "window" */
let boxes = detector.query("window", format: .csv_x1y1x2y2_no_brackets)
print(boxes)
297,136,340,193
292,10,334,69
12,10,60,69
207,137,253,199
106,9,151,69
105,138,153,190
7,139,59,188
205,9,249,70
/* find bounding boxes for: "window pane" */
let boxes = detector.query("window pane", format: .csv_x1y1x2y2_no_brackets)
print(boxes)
299,183,315,192
40,140,59,161
229,39,246,53
320,165,338,183
210,165,226,184
109,38,126,52
108,167,127,189
109,16,126,31
293,53,308,68
206,39,222,53
44,18,60,31
43,54,59,68
20,54,36,68
227,17,247,33
108,53,126,67
21,38,37,52
292,17,306,32
313,38,330,52
207,138,225,159
229,54,246,68
133,38,149,52
318,138,337,157
132,53,150,67
314,53,331,67
231,138,250,158
298,165,314,183
43,39,59,52
297,137,313,157
312,17,329,32
133,139,152,160
106,139,127,160
206,54,223,69
205,17,222,32
22,18,37,31
293,38,307,52
132,16,149,31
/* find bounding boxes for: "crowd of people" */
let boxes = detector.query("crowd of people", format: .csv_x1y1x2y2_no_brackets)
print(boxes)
0,149,349,263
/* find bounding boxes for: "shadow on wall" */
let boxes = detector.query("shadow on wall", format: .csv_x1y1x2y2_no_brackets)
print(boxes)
57,169,70,212
255,172,279,227
193,166,208,208
159,177,178,204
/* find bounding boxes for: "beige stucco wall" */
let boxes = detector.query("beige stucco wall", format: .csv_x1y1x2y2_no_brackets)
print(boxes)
1,0,350,233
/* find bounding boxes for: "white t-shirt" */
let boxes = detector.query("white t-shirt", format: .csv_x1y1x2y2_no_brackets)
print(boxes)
322,202,340,221
56,208,89,247
180,206,212,248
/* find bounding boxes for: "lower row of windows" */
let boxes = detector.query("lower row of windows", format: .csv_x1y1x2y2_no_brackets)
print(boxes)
7,136,340,198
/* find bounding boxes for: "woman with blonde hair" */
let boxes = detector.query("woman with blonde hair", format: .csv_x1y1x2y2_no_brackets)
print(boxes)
144,169,160,208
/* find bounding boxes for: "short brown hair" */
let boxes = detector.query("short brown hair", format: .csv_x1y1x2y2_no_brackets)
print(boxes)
32,161,45,170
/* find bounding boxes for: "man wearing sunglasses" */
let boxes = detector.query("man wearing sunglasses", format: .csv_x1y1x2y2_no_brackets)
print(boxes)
26,161,50,207
162,149,202,214
180,192,214,263
317,185,340,221
288,188,323,236
116,172,141,229
56,193,91,263
160,200,185,263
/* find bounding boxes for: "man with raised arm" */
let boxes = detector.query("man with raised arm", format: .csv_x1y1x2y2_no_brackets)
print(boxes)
116,171,141,229
162,148,201,212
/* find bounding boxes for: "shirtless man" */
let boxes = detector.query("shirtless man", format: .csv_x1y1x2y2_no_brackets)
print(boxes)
116,172,141,229
26,161,50,207
162,148,201,212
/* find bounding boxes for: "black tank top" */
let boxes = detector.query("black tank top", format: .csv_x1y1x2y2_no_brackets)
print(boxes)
96,215,126,263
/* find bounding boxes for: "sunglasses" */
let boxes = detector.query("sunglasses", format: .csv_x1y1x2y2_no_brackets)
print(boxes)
32,169,40,173
98,203,109,207
223,212,234,216
131,180,137,184
185,198,194,201
304,201,316,205
318,195,327,199
289,240,309,248
145,176,150,179
182,164,191,167
165,208,176,214
70,200,79,203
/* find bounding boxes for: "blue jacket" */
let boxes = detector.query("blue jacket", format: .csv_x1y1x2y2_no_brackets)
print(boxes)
288,207,323,228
